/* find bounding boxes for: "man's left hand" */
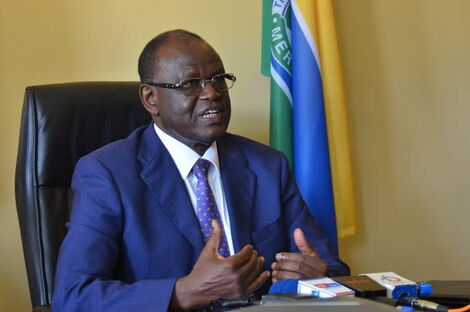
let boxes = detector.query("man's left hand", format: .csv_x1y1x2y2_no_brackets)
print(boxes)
271,228,328,282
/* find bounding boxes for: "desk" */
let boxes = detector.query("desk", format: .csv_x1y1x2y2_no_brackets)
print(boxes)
240,297,398,312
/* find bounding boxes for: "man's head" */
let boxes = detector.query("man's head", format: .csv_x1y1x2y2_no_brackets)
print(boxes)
138,30,232,155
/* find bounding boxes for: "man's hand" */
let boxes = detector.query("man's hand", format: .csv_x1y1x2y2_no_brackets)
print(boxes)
271,228,328,283
171,220,270,311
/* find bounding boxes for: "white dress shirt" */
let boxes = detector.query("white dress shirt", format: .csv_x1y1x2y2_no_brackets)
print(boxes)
153,124,235,255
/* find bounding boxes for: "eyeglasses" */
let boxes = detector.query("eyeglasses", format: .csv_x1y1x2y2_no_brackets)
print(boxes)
145,73,236,96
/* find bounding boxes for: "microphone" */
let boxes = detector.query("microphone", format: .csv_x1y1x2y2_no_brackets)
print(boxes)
362,272,432,299
334,274,451,312
269,274,454,311
398,295,449,312
268,279,298,294
363,272,415,298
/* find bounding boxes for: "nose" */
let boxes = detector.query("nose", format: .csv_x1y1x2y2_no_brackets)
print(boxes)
198,81,221,100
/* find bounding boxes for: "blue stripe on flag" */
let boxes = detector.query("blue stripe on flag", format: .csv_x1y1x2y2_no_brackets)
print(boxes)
270,54,292,91
291,11,338,254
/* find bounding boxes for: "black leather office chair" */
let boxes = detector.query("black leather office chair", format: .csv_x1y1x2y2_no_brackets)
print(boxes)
15,82,151,311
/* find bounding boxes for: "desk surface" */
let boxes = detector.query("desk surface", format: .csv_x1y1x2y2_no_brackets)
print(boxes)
426,280,470,307
241,297,398,312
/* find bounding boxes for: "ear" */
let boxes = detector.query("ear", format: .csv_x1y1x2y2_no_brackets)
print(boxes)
139,84,159,115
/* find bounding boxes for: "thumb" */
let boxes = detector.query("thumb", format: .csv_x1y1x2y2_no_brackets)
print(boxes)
293,228,317,256
202,219,223,256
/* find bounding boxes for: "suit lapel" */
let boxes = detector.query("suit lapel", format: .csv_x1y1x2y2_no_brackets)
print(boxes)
138,125,204,252
218,135,256,252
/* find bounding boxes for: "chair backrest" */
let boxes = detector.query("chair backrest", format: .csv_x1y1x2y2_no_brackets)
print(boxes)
15,82,151,308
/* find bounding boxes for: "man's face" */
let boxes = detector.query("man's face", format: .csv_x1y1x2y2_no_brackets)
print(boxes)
143,40,231,153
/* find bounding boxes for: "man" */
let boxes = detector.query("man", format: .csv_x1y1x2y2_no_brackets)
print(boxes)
52,30,349,312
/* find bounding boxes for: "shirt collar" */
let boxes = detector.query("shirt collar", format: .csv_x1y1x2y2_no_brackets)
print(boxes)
153,123,220,179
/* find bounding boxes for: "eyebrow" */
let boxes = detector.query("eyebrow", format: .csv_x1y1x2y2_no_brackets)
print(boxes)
180,70,225,79
179,61,224,75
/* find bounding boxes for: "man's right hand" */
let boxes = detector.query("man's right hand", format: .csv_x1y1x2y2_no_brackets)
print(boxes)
171,220,270,311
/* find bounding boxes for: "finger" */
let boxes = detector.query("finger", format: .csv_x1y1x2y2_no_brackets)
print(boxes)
271,269,308,281
202,219,222,256
238,251,261,280
275,252,329,276
243,255,265,284
228,244,254,268
272,258,327,277
293,228,318,256
273,259,304,273
247,271,270,294
275,252,306,262
275,252,321,267
272,265,308,280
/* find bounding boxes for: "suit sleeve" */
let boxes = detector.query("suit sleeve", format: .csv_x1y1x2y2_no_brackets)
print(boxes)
278,152,350,277
52,155,176,312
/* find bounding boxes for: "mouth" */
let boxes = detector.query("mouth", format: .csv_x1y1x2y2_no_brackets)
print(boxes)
201,109,223,119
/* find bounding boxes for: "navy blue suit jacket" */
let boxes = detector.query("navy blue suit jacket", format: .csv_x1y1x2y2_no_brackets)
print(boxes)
52,124,349,312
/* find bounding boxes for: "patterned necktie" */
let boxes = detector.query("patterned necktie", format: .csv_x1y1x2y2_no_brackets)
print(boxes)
193,158,230,257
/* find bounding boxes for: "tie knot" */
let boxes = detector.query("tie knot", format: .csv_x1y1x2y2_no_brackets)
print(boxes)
193,158,211,180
